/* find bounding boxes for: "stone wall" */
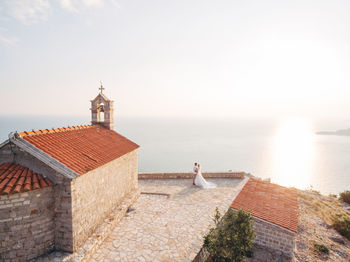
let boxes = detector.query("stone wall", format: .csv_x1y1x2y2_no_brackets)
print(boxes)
253,216,296,257
54,179,74,252
0,143,139,254
70,149,138,251
139,172,245,179
0,142,74,252
0,187,55,261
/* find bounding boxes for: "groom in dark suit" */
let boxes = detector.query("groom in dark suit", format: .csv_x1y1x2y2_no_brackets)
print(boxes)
193,163,198,185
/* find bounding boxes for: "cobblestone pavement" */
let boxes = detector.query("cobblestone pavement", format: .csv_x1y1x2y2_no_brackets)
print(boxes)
90,178,247,262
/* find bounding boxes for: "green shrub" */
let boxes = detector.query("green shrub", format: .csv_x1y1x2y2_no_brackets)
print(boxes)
339,190,350,204
314,243,329,254
332,214,350,240
203,208,255,262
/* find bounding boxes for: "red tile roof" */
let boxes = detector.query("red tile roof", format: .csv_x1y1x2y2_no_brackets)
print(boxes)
19,125,139,175
0,163,53,195
231,178,298,233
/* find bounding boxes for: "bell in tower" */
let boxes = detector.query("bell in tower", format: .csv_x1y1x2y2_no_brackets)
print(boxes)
90,83,114,130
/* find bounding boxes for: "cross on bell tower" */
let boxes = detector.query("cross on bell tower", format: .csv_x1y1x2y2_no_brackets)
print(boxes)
90,84,114,130
99,81,105,94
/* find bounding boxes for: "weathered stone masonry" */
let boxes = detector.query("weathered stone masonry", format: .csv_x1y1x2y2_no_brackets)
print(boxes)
0,143,74,253
252,216,296,257
71,150,138,250
0,145,139,259
0,187,55,261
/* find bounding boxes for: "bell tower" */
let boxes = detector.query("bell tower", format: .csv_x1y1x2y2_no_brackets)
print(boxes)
90,83,114,130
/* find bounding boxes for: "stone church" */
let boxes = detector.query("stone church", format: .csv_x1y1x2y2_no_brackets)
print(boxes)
0,88,139,261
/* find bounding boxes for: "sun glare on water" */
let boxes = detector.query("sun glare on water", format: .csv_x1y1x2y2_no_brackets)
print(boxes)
271,117,315,189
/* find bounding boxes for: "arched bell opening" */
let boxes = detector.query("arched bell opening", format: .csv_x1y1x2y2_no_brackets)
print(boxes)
97,103,105,122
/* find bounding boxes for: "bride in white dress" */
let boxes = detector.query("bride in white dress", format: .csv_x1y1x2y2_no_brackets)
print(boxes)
195,164,217,189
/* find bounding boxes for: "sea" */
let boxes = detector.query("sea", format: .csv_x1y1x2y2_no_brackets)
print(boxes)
0,115,349,195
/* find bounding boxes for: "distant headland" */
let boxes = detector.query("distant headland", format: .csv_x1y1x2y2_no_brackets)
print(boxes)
316,128,350,136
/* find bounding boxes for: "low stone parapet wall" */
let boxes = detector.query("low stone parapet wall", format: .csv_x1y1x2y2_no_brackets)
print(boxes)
138,172,245,180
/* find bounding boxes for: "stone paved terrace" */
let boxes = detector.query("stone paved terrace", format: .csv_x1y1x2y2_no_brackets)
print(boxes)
35,177,247,262
90,178,247,262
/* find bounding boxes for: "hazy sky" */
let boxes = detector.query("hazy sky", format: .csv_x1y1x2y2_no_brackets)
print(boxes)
1,0,350,119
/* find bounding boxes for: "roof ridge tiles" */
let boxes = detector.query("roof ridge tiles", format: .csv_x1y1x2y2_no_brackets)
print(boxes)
18,125,95,138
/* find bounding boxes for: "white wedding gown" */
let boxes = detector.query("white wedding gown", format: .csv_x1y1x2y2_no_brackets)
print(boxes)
195,169,217,189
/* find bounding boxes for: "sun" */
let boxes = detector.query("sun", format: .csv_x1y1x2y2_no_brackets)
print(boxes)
271,117,315,189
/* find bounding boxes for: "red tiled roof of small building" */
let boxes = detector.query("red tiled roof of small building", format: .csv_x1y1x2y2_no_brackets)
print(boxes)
19,125,139,175
0,162,54,195
231,178,298,233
